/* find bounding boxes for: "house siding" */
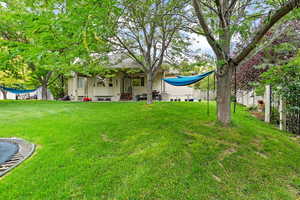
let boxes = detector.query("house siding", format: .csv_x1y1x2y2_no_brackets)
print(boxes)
67,72,164,101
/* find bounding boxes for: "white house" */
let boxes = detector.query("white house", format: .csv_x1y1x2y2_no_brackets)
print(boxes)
68,70,166,101
67,57,212,102
67,70,215,102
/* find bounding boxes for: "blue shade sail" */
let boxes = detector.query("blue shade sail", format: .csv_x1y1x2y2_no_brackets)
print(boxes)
0,86,37,94
163,70,215,86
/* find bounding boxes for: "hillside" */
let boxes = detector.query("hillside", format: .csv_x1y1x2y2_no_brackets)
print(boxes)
0,101,299,200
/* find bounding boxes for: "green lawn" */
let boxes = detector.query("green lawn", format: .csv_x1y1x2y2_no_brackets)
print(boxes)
0,101,299,200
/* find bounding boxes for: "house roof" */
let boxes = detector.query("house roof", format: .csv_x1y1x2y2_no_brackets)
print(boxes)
73,53,178,75
108,57,141,69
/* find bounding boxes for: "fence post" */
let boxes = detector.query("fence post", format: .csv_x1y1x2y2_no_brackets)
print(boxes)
252,90,255,106
279,97,287,131
265,85,271,123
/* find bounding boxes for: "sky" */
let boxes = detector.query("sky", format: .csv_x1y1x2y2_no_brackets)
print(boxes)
189,33,214,56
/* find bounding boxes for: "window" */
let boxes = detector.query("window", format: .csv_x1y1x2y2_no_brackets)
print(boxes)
141,77,144,86
96,80,105,87
77,77,85,89
95,78,113,87
108,78,113,87
132,77,145,87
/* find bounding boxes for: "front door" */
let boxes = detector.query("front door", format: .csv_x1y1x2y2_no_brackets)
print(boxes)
120,77,132,100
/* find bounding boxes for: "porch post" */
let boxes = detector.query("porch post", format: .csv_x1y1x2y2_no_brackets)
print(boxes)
93,77,96,100
163,71,166,93
265,85,271,123
73,72,78,101
85,77,88,97
279,97,287,131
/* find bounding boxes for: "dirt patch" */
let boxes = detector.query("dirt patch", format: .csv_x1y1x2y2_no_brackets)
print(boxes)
101,134,113,142
217,162,231,177
218,147,237,161
251,111,264,121
291,135,300,144
287,184,300,199
255,151,268,159
212,175,222,182
251,138,263,149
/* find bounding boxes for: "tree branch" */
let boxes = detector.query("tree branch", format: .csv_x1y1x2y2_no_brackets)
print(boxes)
192,0,224,59
226,0,238,16
115,36,146,69
233,0,300,65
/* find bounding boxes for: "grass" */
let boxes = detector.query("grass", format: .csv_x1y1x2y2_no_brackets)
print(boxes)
0,101,299,200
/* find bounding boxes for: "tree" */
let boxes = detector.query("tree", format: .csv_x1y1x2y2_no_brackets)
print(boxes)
260,55,300,112
0,56,32,99
0,70,31,100
189,0,300,125
0,0,117,100
0,1,32,99
0,32,33,99
105,0,189,104
236,20,300,90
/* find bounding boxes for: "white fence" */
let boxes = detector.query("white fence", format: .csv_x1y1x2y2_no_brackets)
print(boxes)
193,90,216,101
236,90,264,107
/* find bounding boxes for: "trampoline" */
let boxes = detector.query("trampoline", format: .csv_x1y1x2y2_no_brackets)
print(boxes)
0,142,18,165
0,138,35,177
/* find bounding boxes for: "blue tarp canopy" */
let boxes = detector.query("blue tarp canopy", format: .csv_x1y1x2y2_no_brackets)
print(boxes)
0,86,37,94
163,70,215,86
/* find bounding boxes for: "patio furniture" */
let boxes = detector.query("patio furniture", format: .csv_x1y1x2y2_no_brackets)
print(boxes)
59,95,70,101
120,93,132,101
96,96,112,101
136,91,162,101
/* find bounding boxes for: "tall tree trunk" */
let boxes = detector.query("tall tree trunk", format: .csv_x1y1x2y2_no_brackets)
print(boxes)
0,88,7,100
146,72,153,104
41,83,48,100
217,65,233,125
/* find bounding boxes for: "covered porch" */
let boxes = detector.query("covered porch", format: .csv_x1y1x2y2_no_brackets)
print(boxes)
68,71,166,101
